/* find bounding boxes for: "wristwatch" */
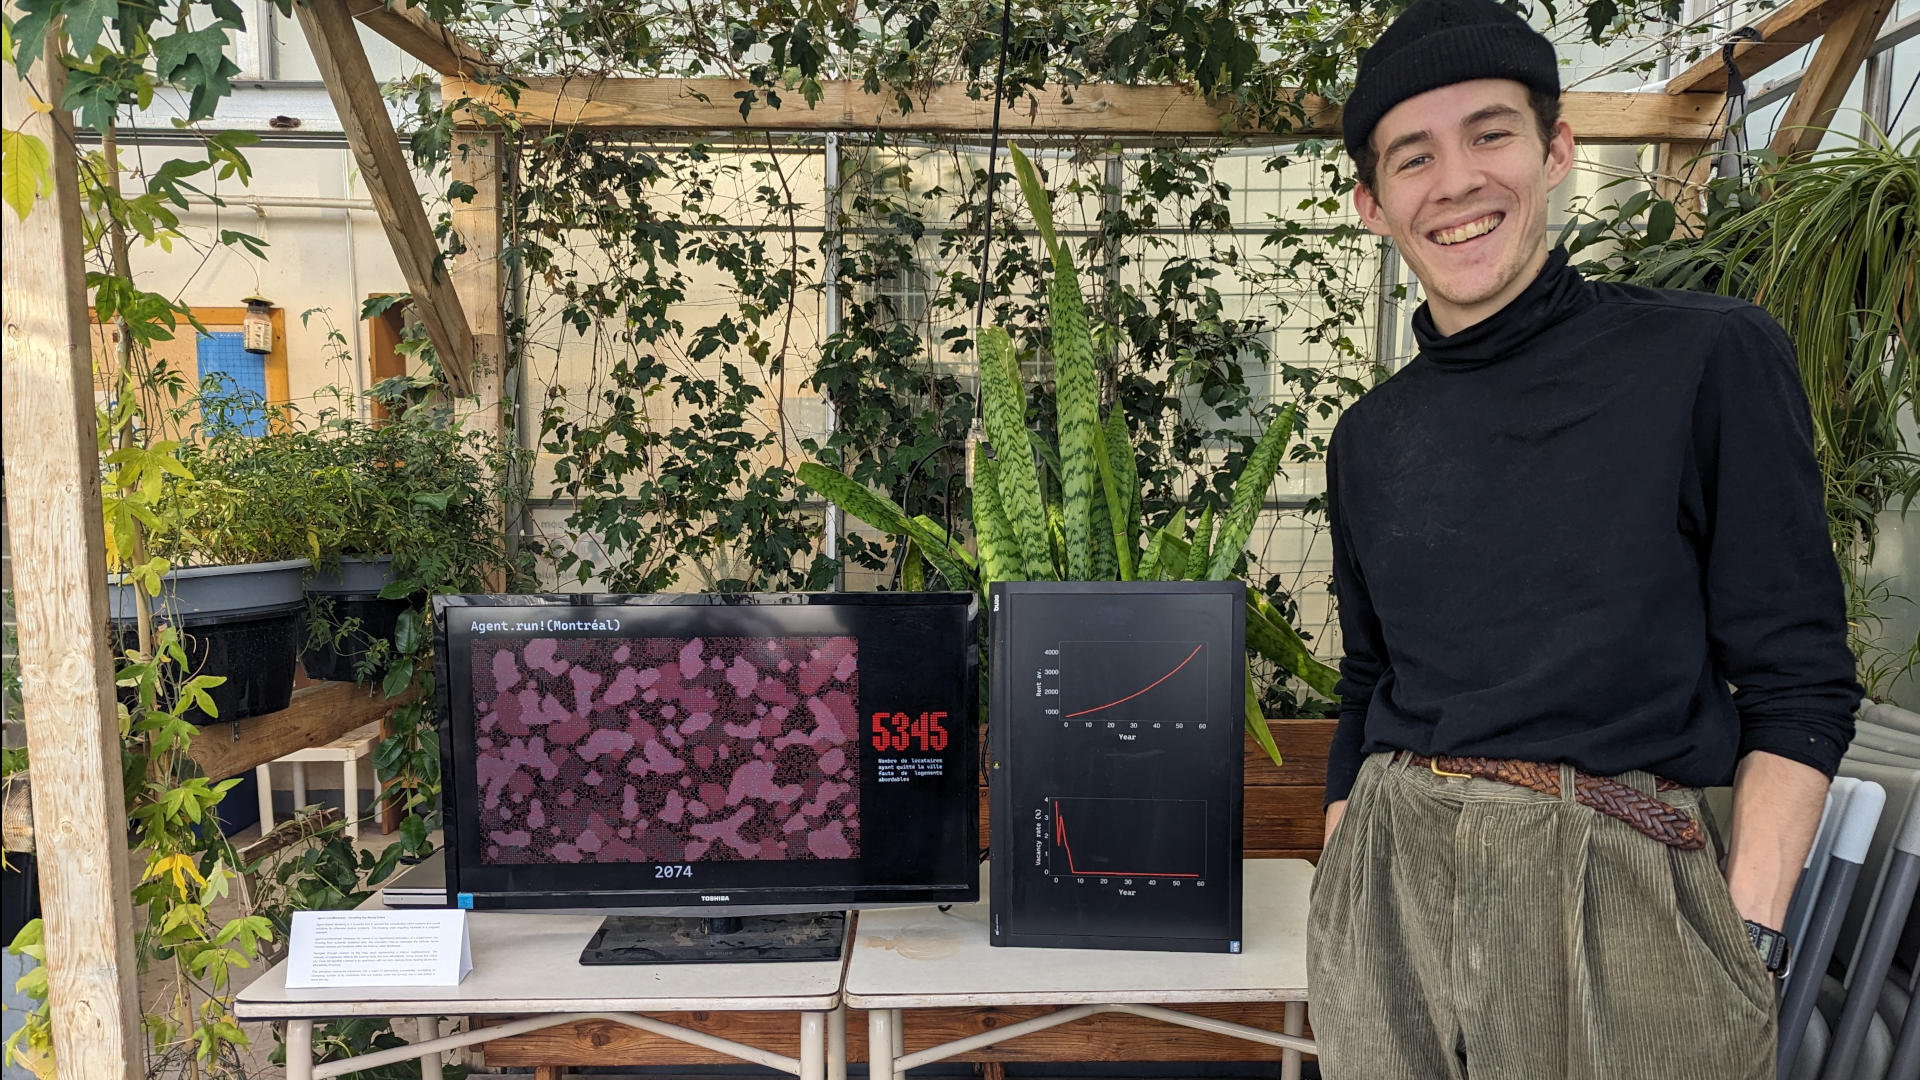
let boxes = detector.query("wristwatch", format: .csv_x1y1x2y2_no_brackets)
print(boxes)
1746,919,1791,977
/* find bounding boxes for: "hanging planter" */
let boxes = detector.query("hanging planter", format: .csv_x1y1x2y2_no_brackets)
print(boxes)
109,558,311,723
302,555,413,682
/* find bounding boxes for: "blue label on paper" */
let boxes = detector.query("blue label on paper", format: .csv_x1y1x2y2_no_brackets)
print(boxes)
457,893,474,909
1230,940,1241,953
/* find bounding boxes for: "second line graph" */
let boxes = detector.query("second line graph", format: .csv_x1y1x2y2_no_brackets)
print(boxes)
1045,796,1209,880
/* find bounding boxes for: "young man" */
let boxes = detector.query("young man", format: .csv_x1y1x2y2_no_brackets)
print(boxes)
1307,0,1861,1075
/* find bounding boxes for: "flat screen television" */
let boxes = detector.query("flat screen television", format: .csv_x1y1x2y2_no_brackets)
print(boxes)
433,592,979,959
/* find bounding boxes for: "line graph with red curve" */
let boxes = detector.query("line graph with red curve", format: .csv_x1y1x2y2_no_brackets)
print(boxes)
1046,796,1207,879
1063,643,1203,718
1059,640,1208,723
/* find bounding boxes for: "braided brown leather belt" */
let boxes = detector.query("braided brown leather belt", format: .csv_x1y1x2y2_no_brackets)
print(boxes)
1398,753,1705,850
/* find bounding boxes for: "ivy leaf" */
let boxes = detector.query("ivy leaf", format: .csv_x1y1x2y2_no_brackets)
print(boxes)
1,129,53,221
60,65,122,133
219,229,268,259
361,293,408,319
206,0,246,27
151,28,241,122
1645,199,1676,246
392,608,421,654
1583,0,1619,41
147,156,212,208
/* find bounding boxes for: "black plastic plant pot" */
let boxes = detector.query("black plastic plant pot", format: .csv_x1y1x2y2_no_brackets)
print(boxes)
302,556,409,683
108,559,310,725
302,594,410,682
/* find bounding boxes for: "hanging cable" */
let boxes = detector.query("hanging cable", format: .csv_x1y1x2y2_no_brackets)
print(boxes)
1890,68,1919,132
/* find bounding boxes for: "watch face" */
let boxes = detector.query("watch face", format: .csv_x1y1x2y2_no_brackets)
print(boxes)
1746,920,1789,973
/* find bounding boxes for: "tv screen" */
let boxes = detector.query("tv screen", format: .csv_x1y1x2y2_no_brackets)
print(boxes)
434,592,979,912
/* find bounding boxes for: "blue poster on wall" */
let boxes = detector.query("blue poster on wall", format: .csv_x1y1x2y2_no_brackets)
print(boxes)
197,330,268,436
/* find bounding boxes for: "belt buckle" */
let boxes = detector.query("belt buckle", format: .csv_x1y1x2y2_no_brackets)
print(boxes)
1429,757,1471,780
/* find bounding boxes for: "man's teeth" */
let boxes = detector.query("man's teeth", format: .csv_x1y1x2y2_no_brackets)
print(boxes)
1431,214,1503,246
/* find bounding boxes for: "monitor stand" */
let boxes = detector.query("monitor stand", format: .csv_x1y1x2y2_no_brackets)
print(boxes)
578,911,846,965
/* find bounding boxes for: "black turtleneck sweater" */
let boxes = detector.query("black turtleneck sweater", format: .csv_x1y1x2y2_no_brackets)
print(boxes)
1324,247,1860,805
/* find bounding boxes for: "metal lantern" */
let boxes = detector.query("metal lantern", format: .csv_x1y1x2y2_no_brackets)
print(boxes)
242,295,274,355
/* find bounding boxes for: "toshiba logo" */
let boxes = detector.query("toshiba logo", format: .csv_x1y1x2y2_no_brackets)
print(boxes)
701,895,731,902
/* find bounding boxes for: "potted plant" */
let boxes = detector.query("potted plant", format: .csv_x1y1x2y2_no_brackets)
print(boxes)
107,383,316,722
800,144,1340,765
291,388,506,682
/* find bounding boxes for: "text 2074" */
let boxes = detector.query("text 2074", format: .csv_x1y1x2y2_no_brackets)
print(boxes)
653,864,693,878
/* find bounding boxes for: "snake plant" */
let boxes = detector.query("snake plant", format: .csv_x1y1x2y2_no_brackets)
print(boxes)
800,144,1339,764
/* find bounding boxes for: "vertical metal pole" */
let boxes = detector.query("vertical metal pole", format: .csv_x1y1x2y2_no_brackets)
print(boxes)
415,1016,444,1080
1860,52,1893,143
822,134,844,589
1280,1001,1307,1080
285,1020,316,1080
1372,243,1403,373
827,1003,848,1080
799,1011,827,1080
867,1006,896,1080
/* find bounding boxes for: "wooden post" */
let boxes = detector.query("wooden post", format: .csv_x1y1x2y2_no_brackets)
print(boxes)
1654,139,1715,227
0,19,144,1078
293,0,477,396
1769,0,1895,161
448,127,510,589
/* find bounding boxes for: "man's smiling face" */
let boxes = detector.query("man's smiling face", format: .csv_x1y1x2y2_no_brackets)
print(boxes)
1353,78,1574,335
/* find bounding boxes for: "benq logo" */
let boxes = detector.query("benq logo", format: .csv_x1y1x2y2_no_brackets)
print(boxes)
701,894,731,902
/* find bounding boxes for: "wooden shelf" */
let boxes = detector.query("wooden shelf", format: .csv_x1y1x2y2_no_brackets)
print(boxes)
187,681,409,782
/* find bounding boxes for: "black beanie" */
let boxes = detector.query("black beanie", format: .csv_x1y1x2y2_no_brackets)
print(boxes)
1341,0,1560,160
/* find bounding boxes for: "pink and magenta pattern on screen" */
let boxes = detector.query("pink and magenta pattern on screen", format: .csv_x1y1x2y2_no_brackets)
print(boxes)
471,635,861,865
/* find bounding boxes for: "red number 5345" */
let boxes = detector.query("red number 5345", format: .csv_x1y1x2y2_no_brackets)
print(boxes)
870,711,948,752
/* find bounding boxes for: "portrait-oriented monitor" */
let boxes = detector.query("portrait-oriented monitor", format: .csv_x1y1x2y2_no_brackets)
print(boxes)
434,592,979,931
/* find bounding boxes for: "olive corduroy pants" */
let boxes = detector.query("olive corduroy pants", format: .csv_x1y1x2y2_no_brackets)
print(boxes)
1306,751,1777,1079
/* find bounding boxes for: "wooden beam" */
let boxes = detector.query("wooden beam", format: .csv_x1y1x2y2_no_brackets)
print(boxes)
446,130,509,590
295,0,476,396
347,0,495,76
444,78,1727,144
0,16,144,1075
1654,139,1715,227
185,682,411,782
1770,0,1895,160
1666,0,1856,95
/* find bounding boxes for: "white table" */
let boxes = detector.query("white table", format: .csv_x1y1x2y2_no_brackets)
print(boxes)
845,859,1316,1080
235,900,848,1080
